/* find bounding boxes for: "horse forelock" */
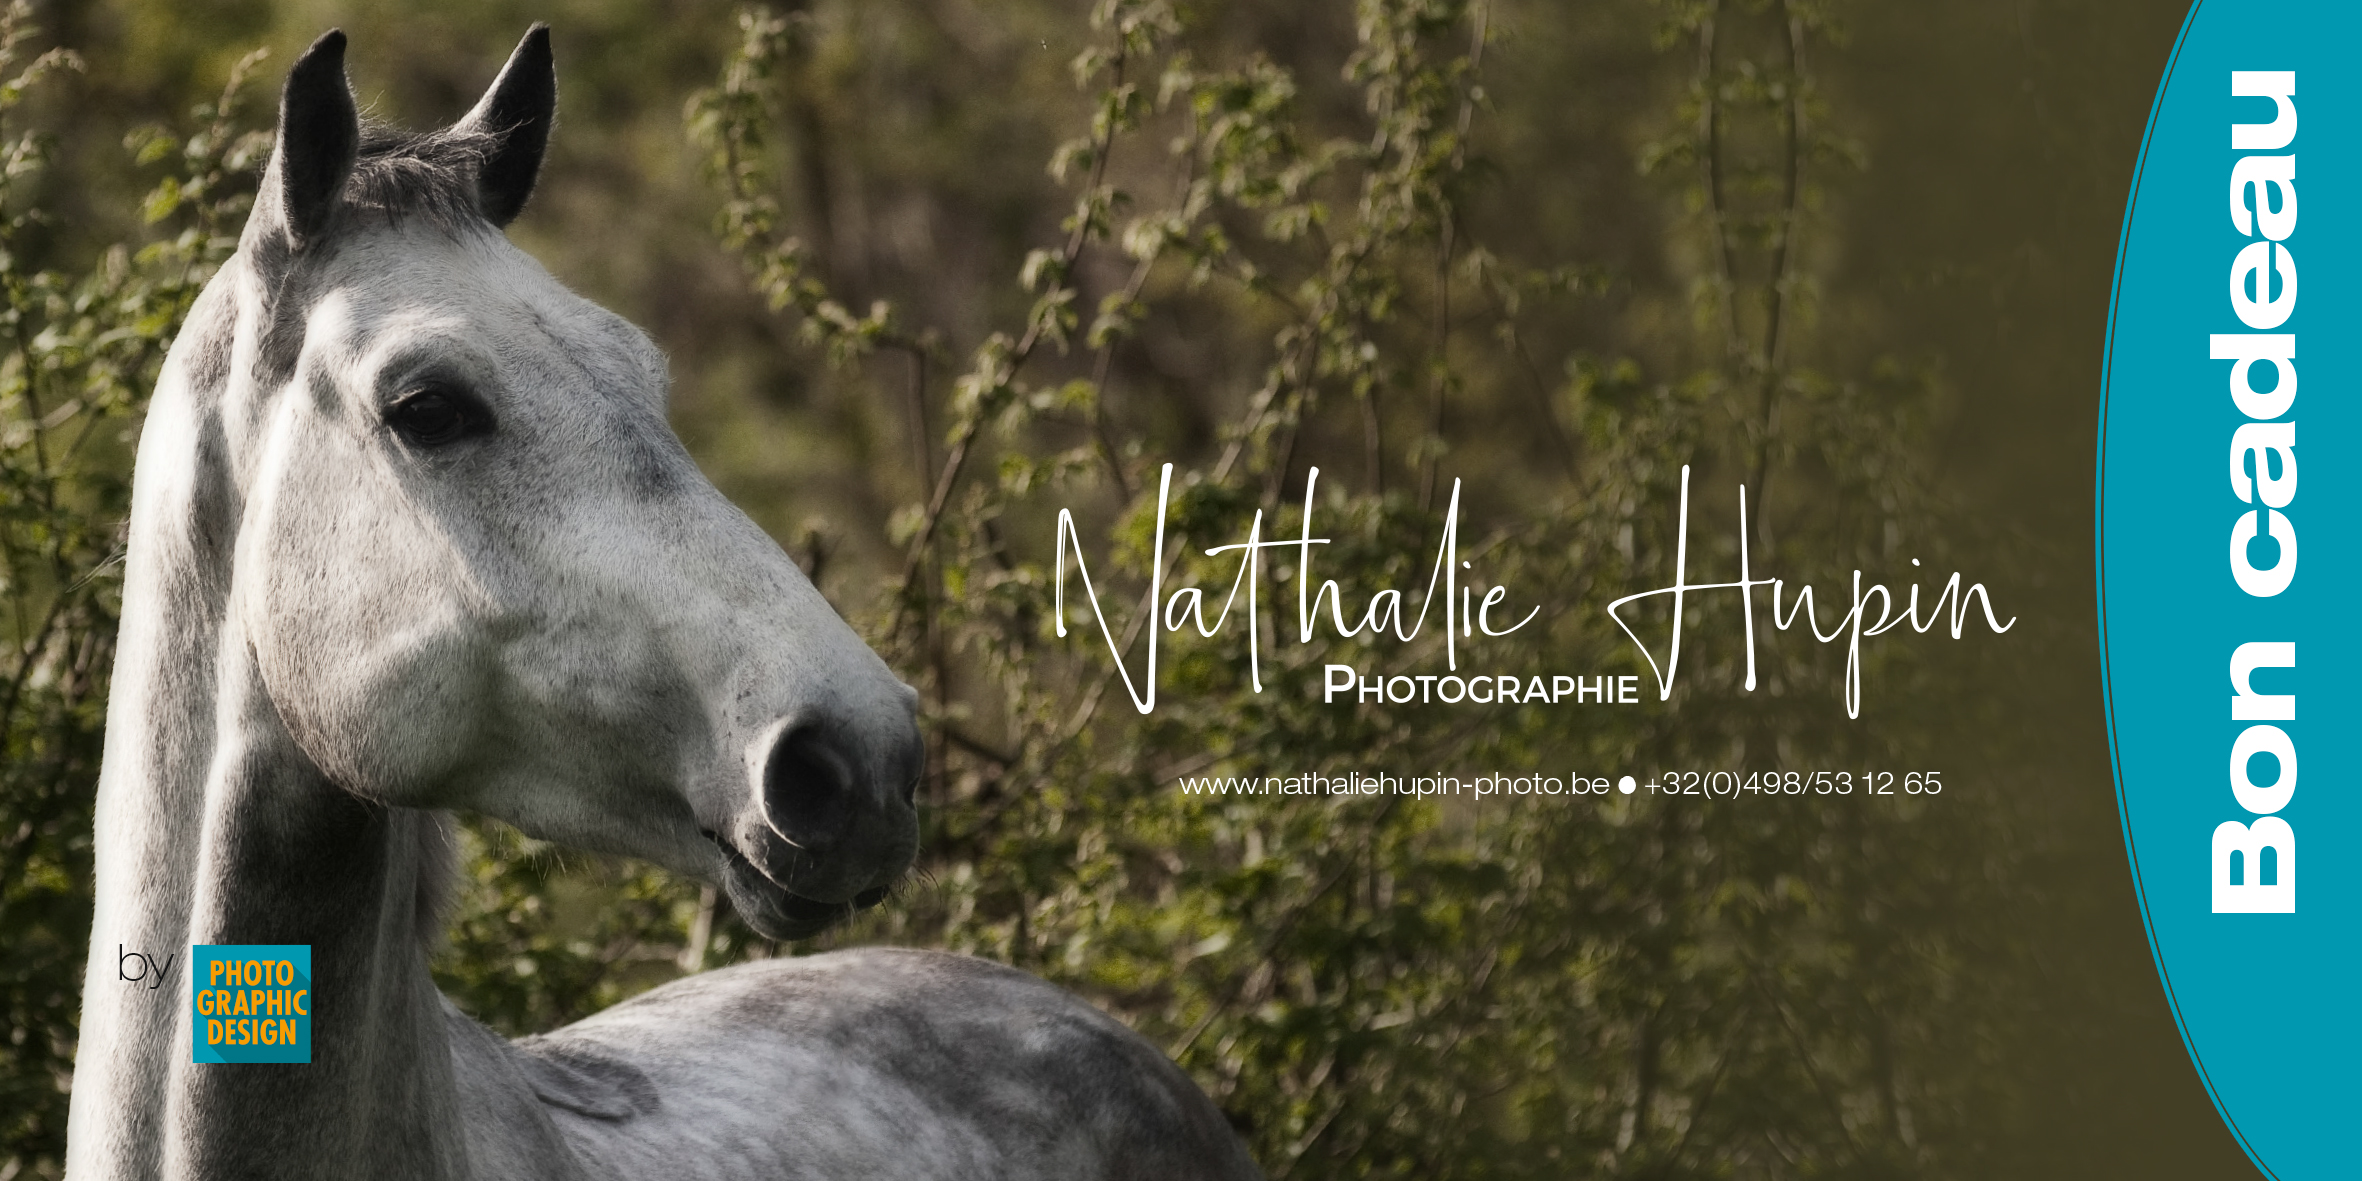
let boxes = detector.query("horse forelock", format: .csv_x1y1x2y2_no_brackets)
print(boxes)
344,120,503,233
246,117,499,275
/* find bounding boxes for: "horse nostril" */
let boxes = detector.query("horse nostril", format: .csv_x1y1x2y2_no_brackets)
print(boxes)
761,721,860,852
888,713,925,807
898,721,924,806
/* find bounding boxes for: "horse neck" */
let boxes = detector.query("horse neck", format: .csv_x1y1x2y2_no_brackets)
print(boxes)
67,276,467,1181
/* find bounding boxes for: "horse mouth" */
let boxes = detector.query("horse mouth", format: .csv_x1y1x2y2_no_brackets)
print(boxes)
705,832,892,942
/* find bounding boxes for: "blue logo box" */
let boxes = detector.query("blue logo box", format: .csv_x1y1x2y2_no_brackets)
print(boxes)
189,944,311,1064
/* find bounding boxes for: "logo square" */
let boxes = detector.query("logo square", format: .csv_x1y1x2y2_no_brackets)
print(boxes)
189,944,311,1064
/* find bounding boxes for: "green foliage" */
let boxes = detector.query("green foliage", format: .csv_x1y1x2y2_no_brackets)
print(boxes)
429,822,713,1037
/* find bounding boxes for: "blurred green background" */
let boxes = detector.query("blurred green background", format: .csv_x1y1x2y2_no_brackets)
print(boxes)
0,0,2264,1177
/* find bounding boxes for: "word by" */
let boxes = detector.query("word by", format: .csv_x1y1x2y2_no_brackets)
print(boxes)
2211,72,2300,914
117,945,178,991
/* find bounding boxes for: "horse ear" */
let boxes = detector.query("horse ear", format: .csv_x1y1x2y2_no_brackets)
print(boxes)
272,30,360,250
456,25,556,228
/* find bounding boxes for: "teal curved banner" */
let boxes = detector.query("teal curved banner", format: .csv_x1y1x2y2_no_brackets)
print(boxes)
2100,2,2359,1174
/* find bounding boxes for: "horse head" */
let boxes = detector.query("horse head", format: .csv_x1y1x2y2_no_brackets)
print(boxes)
225,27,920,939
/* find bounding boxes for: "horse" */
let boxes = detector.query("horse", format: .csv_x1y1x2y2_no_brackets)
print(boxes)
64,27,1261,1181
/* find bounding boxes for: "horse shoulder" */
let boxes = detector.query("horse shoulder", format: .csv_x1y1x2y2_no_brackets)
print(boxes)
502,947,1263,1181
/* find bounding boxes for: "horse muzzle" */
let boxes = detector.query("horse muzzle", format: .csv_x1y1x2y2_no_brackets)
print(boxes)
712,704,922,940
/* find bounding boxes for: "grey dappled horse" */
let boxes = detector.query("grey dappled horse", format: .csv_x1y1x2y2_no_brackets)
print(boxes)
65,28,1259,1181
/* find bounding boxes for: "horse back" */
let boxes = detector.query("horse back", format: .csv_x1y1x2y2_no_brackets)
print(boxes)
452,947,1262,1181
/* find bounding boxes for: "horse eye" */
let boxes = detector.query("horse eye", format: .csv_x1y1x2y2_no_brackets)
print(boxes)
385,388,485,448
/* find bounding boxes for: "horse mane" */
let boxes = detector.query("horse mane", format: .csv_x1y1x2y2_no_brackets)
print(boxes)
342,120,505,232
